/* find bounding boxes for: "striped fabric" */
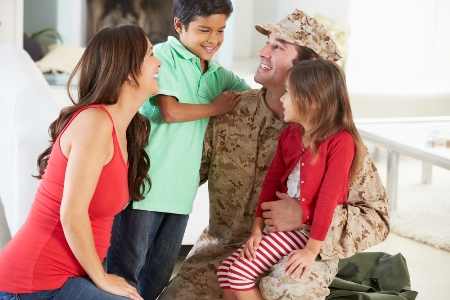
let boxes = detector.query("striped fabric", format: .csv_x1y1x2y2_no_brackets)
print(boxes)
217,229,308,291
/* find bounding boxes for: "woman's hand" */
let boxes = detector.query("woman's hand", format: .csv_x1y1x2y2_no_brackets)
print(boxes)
94,273,143,300
240,233,263,261
284,248,317,279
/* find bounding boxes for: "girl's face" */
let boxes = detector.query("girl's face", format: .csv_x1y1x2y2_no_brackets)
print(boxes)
280,81,298,123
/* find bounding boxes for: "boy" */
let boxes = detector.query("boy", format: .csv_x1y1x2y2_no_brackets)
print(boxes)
106,0,250,299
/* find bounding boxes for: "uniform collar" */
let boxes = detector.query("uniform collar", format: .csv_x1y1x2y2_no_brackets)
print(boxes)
258,88,286,131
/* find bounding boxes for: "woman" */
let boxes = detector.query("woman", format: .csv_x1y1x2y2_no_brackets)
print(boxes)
0,25,161,300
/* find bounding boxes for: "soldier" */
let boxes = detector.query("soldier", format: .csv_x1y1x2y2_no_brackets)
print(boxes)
159,9,390,300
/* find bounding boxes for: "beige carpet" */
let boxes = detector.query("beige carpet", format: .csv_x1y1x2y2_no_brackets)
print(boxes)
390,179,450,251
371,148,450,252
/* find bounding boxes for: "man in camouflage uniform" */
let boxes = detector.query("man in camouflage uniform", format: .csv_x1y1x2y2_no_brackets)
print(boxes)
159,9,390,300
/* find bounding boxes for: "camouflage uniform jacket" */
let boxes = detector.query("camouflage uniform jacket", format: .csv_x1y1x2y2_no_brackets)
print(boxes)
159,89,390,299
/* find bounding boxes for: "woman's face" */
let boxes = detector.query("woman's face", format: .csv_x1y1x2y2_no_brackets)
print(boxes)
137,38,162,97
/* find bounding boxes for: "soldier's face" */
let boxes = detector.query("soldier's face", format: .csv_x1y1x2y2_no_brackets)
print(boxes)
254,34,298,89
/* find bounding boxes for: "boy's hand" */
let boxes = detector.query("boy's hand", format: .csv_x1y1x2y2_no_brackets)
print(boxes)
284,248,317,279
211,90,241,115
240,233,262,261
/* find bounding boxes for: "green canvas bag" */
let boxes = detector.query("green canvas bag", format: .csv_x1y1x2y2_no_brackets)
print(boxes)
326,252,418,300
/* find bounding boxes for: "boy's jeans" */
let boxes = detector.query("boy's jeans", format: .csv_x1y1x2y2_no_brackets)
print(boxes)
0,277,128,299
106,204,189,300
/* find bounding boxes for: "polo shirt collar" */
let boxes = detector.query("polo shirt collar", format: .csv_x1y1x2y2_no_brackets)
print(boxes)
166,36,221,72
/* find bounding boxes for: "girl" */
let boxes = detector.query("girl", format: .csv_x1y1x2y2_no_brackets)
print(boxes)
217,59,365,300
0,25,161,300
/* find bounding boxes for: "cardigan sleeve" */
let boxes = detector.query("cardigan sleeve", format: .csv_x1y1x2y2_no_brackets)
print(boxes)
255,127,289,218
309,132,355,241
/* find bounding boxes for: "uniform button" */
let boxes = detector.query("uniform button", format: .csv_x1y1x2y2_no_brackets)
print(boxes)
300,180,304,184
301,198,305,202
307,221,311,225
306,216,309,219
301,163,305,166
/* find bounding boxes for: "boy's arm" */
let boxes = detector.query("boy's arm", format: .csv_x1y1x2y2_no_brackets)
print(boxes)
157,92,241,123
220,67,251,92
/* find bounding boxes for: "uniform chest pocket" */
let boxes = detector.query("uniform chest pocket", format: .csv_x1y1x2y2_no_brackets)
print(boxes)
211,152,253,198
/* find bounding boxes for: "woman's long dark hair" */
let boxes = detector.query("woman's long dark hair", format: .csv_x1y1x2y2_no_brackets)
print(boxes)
35,25,151,201
287,60,364,182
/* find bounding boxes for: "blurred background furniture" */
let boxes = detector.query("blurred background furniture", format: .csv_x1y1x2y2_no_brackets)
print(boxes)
0,45,62,236
356,117,450,210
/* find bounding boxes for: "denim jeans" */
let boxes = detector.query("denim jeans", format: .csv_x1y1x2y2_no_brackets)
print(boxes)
0,277,129,299
106,204,189,300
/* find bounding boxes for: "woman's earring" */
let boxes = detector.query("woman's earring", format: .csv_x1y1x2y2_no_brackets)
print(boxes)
130,81,135,86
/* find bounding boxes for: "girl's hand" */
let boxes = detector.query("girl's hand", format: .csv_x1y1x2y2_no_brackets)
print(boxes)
240,233,262,261
94,273,143,300
284,248,317,279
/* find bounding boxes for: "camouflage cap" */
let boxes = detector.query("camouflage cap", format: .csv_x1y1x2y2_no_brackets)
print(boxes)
255,9,342,62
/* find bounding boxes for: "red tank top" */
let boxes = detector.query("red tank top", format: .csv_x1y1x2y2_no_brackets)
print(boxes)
0,105,129,293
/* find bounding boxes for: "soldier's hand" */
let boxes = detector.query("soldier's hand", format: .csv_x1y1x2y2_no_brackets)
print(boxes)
262,192,310,232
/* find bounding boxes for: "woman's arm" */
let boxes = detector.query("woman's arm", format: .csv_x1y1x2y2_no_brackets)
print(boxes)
156,92,241,123
59,109,142,300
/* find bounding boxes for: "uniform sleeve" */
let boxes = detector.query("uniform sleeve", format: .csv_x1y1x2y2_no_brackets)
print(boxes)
255,128,288,218
219,67,251,92
319,146,390,260
149,44,181,105
200,119,213,186
309,133,355,241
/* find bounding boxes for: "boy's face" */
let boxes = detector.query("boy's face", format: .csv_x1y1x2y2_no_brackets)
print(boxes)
175,14,227,66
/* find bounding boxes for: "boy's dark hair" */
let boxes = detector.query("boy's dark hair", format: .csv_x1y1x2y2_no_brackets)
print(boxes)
172,0,233,30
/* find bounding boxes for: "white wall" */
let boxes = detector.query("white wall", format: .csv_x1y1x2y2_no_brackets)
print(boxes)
0,0,24,47
434,0,450,86
56,0,86,47
345,0,444,89
232,0,255,58
23,0,58,38
275,0,350,22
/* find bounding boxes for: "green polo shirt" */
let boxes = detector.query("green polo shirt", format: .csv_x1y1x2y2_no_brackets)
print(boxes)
134,36,250,214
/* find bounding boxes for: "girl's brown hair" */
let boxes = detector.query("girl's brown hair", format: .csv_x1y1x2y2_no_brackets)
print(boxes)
35,25,151,200
287,59,364,182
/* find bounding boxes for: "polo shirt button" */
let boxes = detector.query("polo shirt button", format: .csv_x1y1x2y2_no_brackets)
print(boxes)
300,180,304,184
301,163,305,166
307,221,311,225
306,216,309,219
301,198,305,202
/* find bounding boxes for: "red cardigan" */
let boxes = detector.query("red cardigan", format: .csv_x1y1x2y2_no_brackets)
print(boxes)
255,124,355,241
